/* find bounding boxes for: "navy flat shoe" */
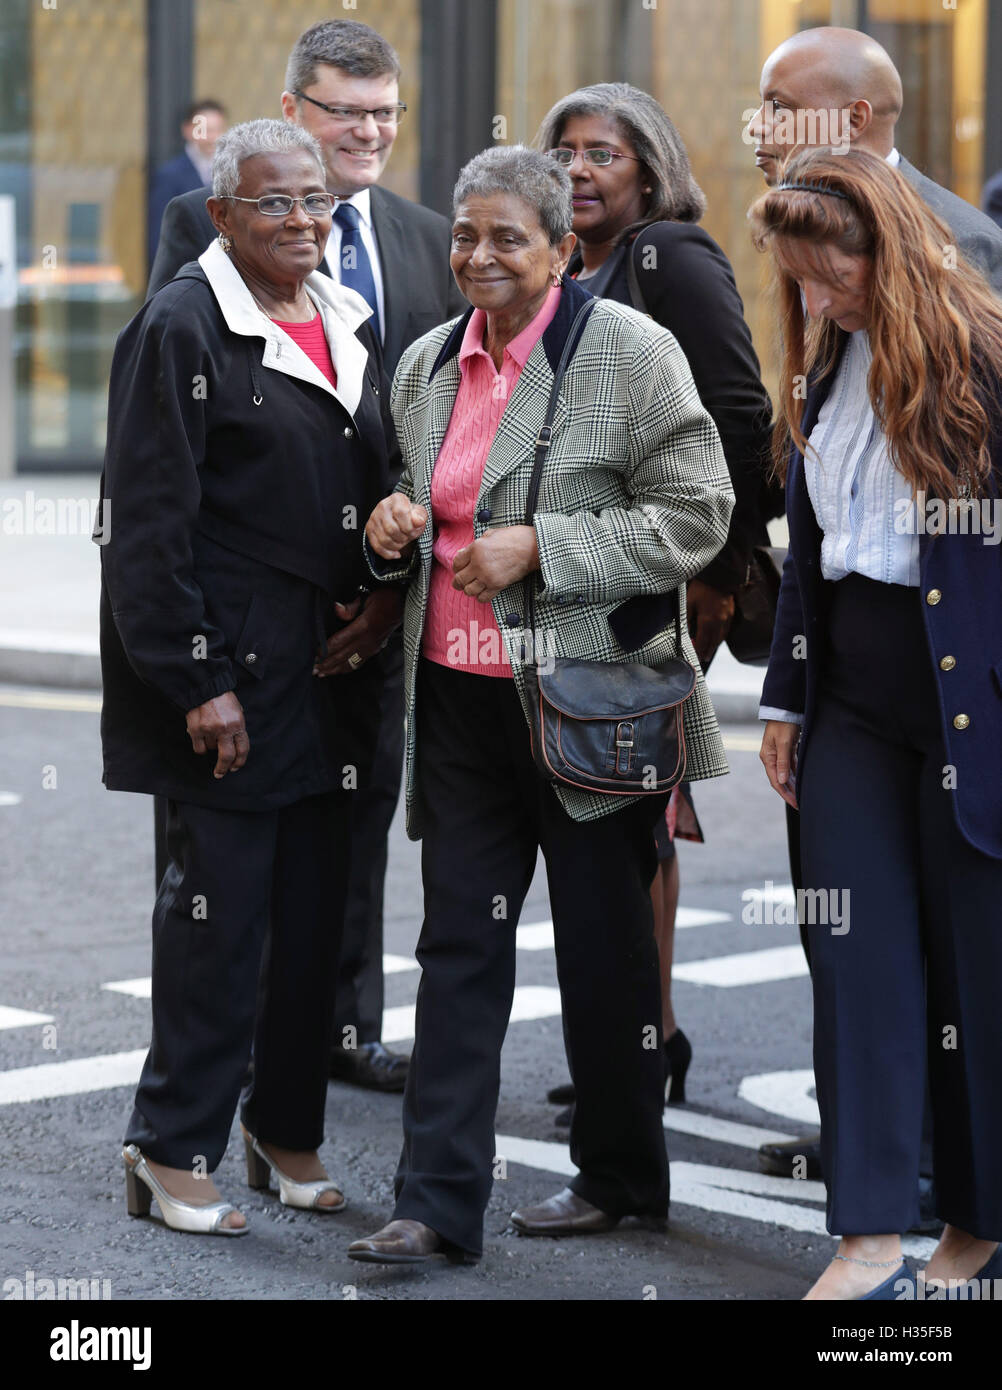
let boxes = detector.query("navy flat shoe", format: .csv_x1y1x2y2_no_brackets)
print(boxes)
973,1243,1002,1288
859,1262,914,1300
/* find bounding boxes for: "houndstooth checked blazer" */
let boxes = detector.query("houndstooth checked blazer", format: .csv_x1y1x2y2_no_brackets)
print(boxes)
369,273,735,839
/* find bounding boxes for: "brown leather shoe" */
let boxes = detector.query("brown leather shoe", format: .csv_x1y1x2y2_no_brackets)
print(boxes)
510,1187,621,1236
347,1218,447,1264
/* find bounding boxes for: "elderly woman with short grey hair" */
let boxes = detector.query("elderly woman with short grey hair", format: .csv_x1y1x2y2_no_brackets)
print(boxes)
348,145,734,1265
99,118,401,1236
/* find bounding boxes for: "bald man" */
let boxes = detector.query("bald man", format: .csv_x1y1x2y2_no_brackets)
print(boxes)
748,26,1002,291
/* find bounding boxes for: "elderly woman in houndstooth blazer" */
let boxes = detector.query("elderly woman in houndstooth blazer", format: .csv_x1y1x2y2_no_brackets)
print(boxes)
349,146,734,1266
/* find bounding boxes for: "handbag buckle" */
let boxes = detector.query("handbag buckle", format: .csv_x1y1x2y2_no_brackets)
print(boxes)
615,721,635,776
535,425,553,448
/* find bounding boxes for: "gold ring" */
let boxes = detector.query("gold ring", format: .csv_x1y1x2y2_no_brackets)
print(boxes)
348,652,363,669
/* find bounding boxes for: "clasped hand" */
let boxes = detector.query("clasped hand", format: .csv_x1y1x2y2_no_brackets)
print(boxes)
366,495,539,604
452,526,539,603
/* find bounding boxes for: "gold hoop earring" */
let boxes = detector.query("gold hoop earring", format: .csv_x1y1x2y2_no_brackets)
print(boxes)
551,272,562,287
218,232,233,253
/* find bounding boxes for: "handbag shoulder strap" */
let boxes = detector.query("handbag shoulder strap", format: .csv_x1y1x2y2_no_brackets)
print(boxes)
523,298,596,644
522,294,683,656
625,232,651,317
523,297,597,526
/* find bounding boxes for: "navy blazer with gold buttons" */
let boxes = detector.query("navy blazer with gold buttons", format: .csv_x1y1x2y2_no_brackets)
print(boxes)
761,331,1002,859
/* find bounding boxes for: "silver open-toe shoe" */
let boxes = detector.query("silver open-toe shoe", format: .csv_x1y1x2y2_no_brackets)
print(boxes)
123,1144,248,1236
241,1126,346,1212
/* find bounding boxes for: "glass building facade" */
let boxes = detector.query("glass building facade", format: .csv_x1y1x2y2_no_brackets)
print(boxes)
1,0,999,472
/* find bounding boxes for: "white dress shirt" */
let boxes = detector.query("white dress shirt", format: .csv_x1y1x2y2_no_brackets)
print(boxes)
185,141,214,186
760,146,911,725
322,187,386,343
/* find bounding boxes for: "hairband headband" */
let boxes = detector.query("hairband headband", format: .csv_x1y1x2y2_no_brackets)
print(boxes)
776,178,851,202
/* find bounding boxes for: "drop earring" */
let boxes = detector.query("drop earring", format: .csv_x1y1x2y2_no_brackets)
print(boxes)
218,232,233,253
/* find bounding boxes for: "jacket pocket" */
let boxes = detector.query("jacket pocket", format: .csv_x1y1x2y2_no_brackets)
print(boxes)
232,594,277,680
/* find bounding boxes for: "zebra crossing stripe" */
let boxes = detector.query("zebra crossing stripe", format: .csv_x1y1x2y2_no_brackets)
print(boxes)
0,1049,147,1105
673,945,809,988
0,1005,54,1029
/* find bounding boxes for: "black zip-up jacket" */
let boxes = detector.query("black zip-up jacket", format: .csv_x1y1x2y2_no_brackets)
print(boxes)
97,250,399,811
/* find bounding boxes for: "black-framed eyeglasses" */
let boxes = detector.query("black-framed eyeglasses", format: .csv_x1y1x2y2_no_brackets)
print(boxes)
548,147,641,167
293,91,407,124
222,193,339,217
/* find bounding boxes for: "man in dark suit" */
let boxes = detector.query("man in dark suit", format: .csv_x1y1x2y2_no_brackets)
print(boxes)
747,24,1002,1190
749,27,1002,291
147,19,466,1094
147,100,227,268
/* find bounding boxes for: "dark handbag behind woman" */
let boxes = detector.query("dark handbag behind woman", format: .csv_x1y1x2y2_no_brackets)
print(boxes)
725,545,786,665
521,301,697,795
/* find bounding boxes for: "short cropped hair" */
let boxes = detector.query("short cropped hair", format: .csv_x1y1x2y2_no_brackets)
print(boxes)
212,118,324,198
285,19,401,94
453,146,573,246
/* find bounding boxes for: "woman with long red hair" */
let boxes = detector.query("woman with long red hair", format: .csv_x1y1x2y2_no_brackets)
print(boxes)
751,147,1002,1300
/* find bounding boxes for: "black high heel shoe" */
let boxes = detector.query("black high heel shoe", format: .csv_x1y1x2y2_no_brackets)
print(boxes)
664,1028,692,1105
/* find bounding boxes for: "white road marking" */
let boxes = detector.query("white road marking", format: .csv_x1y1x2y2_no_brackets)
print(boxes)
102,978,151,999
673,945,809,988
496,1134,936,1258
515,921,554,950
0,1049,147,1105
382,953,417,974
383,985,563,1045
0,791,22,807
663,1108,796,1152
675,907,732,929
739,1069,820,1127
0,1005,54,1029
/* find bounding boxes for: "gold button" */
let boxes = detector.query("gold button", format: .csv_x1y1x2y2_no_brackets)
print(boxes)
953,713,970,730
939,655,956,671
926,589,942,605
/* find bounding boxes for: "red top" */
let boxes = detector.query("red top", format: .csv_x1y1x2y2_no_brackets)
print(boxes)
271,313,337,388
421,284,561,679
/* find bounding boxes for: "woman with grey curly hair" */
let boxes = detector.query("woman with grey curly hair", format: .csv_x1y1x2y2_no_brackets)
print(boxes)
101,117,401,1235
348,144,734,1265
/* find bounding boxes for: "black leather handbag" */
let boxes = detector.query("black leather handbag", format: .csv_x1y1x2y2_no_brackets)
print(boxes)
521,299,697,797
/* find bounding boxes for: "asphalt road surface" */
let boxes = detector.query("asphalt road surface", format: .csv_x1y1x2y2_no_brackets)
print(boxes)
0,683,936,1305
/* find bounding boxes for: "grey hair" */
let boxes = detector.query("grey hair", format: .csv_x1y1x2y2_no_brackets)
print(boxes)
452,145,573,246
285,19,401,94
212,119,325,197
533,82,706,227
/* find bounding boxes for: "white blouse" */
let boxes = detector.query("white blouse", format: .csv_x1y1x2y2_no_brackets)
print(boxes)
804,329,920,587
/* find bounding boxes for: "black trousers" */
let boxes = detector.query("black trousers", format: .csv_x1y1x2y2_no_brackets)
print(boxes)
799,573,1002,1239
154,642,406,1048
392,659,670,1256
127,791,351,1170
